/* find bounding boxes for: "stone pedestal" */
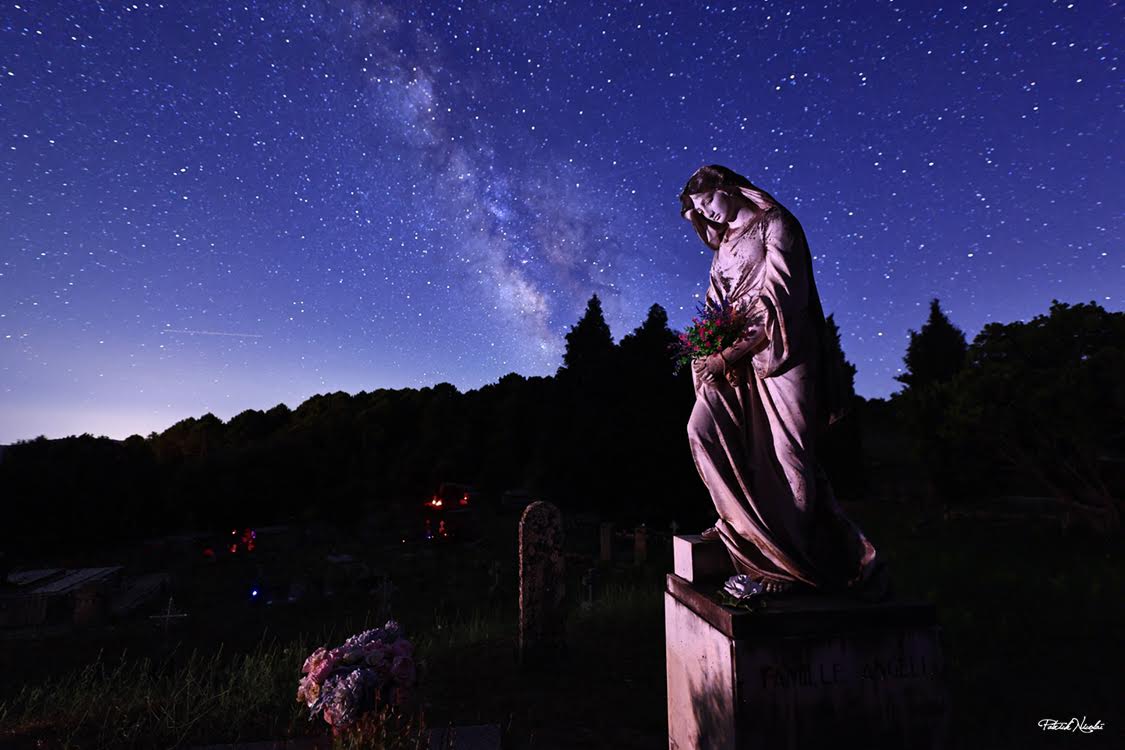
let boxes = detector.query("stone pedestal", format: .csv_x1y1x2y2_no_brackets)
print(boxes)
666,536,949,749
672,534,733,583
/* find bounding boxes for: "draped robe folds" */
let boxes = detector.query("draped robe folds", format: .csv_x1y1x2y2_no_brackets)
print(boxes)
687,206,880,591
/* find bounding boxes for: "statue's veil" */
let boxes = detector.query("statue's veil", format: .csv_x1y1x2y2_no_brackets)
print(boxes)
732,181,784,213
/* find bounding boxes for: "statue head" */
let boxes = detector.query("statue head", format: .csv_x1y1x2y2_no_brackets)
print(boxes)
680,165,746,222
678,166,785,250
678,164,783,225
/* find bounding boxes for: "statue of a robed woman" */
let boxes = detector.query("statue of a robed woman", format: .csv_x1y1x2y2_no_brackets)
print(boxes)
680,164,889,598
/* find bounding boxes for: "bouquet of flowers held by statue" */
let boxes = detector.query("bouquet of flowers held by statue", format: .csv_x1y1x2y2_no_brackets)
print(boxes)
670,295,762,377
296,621,419,732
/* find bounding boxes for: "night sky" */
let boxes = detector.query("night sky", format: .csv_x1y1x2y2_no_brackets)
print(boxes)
1,1,1120,443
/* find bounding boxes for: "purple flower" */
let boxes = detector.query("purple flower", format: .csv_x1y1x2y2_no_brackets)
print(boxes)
344,627,386,647
363,642,391,668
322,668,379,729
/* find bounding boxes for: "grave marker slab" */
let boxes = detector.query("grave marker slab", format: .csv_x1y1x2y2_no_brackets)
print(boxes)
518,501,566,666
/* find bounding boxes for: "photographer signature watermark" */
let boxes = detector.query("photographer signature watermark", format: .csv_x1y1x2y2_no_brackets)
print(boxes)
1039,717,1105,734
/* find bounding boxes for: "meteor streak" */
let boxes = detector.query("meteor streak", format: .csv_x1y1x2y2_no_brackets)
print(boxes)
160,329,263,338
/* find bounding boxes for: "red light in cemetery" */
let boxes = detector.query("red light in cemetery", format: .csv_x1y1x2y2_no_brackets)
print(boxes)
229,544,238,554
202,547,214,558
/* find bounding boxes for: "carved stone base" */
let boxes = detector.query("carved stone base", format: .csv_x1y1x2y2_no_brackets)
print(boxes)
673,533,735,583
665,536,949,749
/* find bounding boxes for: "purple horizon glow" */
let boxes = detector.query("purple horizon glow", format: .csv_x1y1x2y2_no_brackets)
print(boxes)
2,1,1121,443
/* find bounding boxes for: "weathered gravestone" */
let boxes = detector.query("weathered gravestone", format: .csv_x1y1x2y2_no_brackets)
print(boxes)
518,501,566,667
634,524,648,565
599,521,613,562
665,535,950,749
580,566,601,611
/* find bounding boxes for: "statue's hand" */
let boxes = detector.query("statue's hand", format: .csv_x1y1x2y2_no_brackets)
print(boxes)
691,357,711,385
693,353,726,385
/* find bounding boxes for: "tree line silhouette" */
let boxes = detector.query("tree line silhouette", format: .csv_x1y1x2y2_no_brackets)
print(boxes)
1,296,1121,562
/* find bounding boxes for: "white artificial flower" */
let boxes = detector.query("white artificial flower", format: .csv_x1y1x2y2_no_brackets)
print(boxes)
723,574,764,600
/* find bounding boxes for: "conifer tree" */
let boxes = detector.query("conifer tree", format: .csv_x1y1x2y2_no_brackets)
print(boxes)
561,293,615,374
894,298,968,390
618,303,679,378
824,313,858,403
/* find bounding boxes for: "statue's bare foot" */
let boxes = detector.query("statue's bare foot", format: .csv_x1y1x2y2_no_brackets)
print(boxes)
700,524,721,541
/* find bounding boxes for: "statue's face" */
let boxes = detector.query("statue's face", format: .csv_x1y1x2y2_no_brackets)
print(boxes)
689,189,739,225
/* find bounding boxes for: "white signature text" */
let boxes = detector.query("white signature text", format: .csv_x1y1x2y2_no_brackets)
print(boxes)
1038,717,1105,734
